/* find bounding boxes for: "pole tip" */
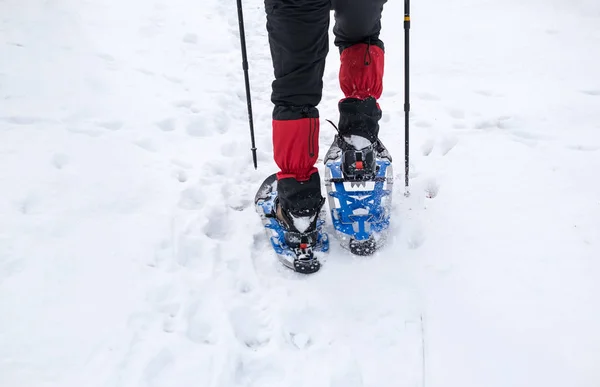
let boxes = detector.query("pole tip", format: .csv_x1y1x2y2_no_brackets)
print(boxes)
252,148,258,169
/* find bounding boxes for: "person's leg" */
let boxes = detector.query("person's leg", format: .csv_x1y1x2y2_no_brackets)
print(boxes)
265,0,330,228
332,0,386,53
331,0,387,145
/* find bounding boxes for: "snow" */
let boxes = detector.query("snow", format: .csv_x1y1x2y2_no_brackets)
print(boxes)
289,213,314,234
343,135,372,150
1,0,599,386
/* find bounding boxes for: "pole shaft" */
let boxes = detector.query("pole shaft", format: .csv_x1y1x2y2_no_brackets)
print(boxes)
404,0,411,192
236,0,258,169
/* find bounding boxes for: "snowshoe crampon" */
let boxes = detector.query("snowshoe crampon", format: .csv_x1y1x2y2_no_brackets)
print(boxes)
324,136,394,255
254,174,329,274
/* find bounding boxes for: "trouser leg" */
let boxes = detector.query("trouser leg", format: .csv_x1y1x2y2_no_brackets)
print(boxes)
265,0,330,217
332,0,387,144
332,0,387,52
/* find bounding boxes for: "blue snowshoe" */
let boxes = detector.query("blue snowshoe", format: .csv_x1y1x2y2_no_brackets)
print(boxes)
324,134,394,255
255,174,329,274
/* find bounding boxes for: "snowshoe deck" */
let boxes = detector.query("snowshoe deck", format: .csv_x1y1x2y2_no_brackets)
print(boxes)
324,138,394,254
254,174,329,274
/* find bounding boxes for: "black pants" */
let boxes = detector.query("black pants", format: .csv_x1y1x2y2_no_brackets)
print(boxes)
265,0,387,218
265,0,387,121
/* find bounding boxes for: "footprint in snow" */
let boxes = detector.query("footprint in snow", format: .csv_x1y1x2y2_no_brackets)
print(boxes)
474,116,515,131
330,356,364,387
220,140,242,158
133,138,158,152
18,193,41,215
178,186,206,210
186,299,218,344
217,95,232,110
510,127,552,147
136,68,155,76
229,304,272,349
96,53,115,62
161,303,180,333
147,239,172,269
156,117,176,132
146,281,178,305
496,115,520,130
440,136,458,156
182,33,198,44
219,178,252,211
213,113,230,134
97,120,123,131
147,286,182,335
186,118,209,137
52,153,69,169
236,278,254,295
282,307,322,350
415,92,441,101
424,178,439,199
96,53,118,71
172,169,188,183
139,24,161,39
164,74,183,84
511,130,542,140
176,220,216,274
204,160,228,177
448,108,465,119
415,120,432,128
407,226,425,249
581,90,600,96
0,258,25,279
144,349,174,383
566,144,599,152
421,139,434,156
233,356,286,387
172,100,194,109
171,158,193,169
474,89,497,97
512,136,538,148
67,126,103,137
204,208,229,240
3,116,44,125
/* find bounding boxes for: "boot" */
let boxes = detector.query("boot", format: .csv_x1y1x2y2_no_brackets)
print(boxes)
325,97,391,181
274,172,325,249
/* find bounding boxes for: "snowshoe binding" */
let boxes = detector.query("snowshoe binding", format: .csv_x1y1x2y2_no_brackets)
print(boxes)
255,174,329,274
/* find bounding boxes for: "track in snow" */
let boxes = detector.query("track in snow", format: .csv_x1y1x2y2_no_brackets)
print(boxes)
1,0,599,387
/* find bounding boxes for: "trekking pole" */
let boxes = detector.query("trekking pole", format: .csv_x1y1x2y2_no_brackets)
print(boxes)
236,0,258,169
403,0,411,196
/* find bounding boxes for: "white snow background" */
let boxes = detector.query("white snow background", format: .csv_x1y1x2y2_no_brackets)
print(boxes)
1,0,599,386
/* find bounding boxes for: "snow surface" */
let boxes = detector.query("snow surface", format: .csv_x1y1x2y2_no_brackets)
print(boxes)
289,213,314,234
343,135,373,150
1,0,600,386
